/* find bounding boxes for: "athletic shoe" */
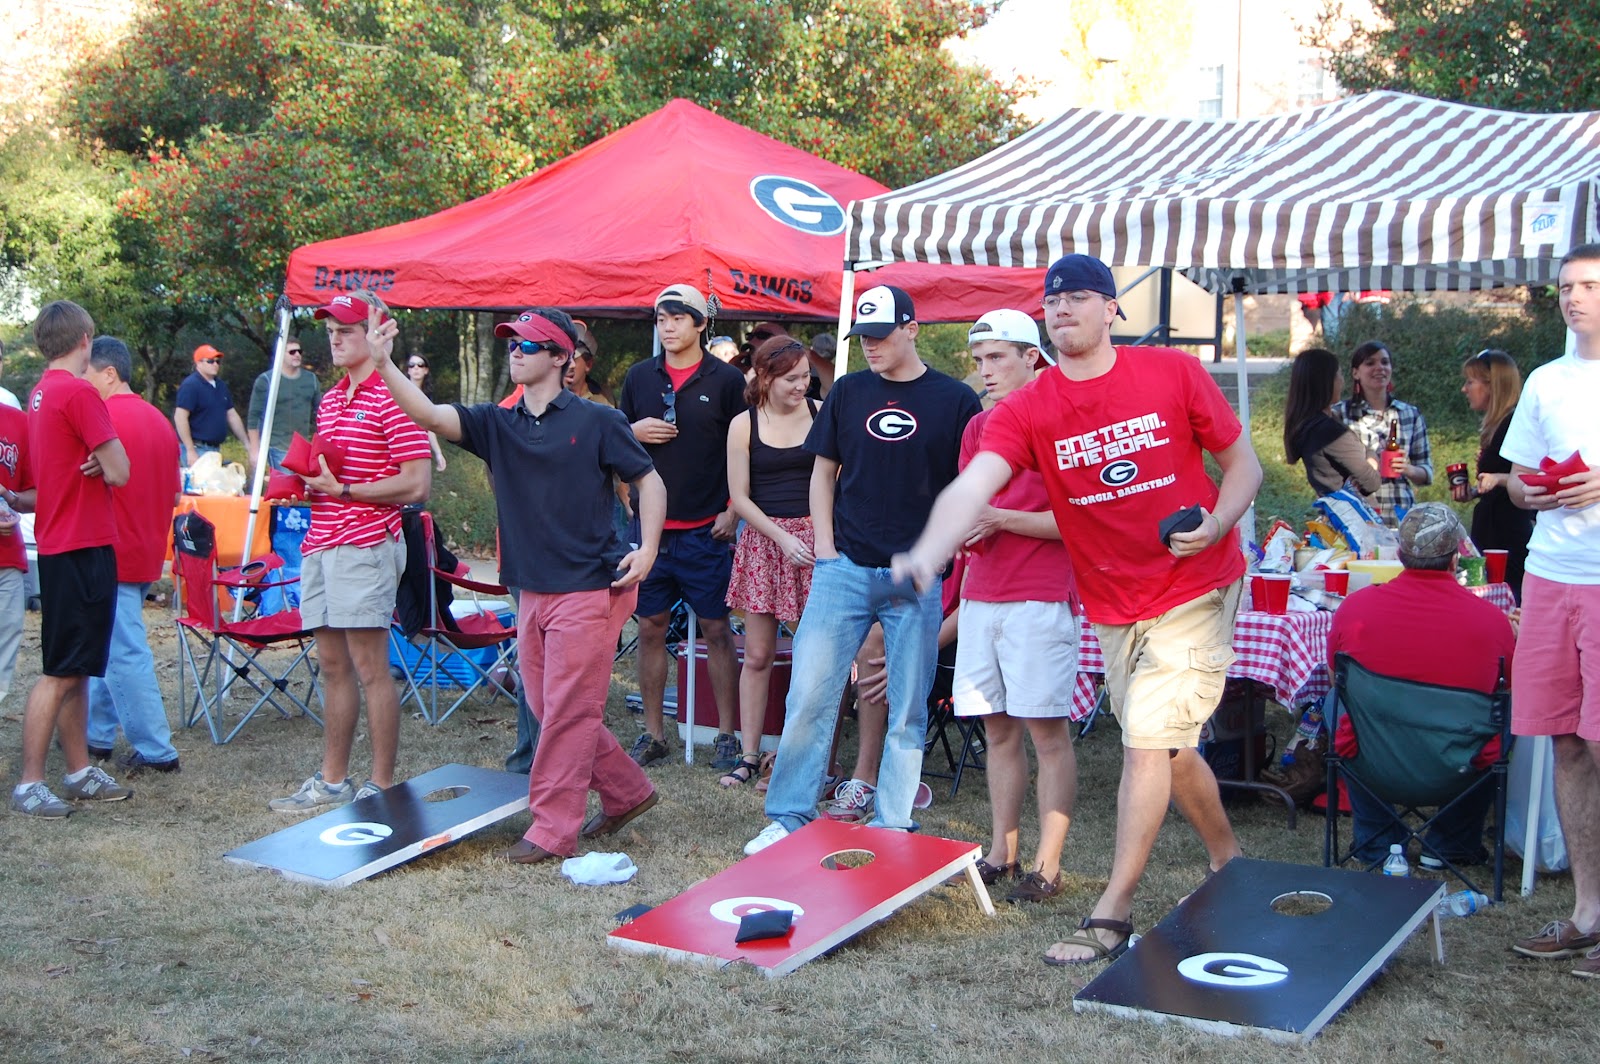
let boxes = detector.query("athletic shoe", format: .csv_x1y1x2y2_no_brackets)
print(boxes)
820,778,875,822
710,732,741,772
629,733,669,767
11,782,72,819
744,821,791,856
118,751,181,775
268,772,354,813
353,780,384,801
63,766,132,802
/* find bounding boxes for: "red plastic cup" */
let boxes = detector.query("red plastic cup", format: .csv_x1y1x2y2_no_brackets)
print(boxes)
1323,570,1350,595
1381,449,1406,479
1257,574,1292,614
1482,549,1509,585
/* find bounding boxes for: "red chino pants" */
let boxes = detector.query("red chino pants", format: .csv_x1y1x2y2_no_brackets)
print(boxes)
518,586,654,855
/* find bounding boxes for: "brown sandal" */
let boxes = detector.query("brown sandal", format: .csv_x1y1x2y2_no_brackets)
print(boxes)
1043,917,1134,966
719,754,762,788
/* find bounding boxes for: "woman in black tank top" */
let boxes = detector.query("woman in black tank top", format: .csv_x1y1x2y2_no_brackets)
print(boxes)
720,338,818,786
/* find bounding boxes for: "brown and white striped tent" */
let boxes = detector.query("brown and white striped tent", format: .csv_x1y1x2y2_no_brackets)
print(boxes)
843,91,1600,295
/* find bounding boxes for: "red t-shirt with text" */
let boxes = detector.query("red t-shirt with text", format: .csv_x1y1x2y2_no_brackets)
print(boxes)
300,371,431,556
106,393,182,584
28,368,118,555
958,406,1077,606
0,405,34,572
979,347,1244,624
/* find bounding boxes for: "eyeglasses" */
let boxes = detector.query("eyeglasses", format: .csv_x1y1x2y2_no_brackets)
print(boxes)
661,390,677,425
286,349,303,357
507,339,560,356
406,361,427,370
199,358,221,365
1042,292,1100,311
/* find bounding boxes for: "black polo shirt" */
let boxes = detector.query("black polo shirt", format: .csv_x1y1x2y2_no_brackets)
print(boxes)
453,391,653,594
616,352,747,523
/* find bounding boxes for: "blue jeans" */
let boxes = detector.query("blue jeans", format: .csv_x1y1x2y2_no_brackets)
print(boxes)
88,583,179,763
764,555,942,832
267,446,289,474
1347,774,1493,865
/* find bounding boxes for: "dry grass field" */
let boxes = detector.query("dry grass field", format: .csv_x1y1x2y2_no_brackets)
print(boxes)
0,603,1594,1063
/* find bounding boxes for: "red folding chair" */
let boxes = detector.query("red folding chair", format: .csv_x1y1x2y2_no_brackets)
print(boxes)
172,513,323,744
389,511,518,725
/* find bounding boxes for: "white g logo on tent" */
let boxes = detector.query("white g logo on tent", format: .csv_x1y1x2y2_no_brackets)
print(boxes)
1176,952,1289,988
319,822,394,846
708,896,806,925
750,176,846,236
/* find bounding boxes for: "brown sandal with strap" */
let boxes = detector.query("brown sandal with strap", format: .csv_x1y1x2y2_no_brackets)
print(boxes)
719,754,762,788
1043,917,1134,966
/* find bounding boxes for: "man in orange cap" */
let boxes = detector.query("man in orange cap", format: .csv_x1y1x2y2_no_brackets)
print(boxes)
173,343,249,467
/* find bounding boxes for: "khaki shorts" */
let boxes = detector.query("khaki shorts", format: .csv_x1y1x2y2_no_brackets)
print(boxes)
300,538,406,630
1094,580,1242,749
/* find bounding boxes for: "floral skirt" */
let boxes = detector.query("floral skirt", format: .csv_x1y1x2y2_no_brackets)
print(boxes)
726,517,814,623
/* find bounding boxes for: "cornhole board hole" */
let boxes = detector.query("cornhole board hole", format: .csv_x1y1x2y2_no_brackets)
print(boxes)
609,820,992,977
225,764,527,888
1073,858,1444,1044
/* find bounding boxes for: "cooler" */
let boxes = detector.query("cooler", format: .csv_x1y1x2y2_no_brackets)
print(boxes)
674,634,791,751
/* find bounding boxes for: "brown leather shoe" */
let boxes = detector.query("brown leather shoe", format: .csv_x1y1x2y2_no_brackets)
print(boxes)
1006,870,1064,904
502,839,561,865
579,791,659,839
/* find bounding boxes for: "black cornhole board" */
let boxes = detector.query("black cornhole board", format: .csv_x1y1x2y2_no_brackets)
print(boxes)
1073,858,1444,1044
225,764,527,888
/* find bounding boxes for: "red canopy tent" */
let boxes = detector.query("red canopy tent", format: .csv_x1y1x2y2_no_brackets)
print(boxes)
284,99,1043,321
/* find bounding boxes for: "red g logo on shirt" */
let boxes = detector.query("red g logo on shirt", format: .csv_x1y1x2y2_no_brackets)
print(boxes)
866,408,918,441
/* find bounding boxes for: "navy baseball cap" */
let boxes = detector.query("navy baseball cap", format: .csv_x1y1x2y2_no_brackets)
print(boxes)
1044,254,1127,319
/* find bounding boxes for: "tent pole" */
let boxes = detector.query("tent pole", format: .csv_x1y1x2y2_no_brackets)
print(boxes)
836,265,857,377
232,297,292,621
683,606,698,765
1232,281,1256,546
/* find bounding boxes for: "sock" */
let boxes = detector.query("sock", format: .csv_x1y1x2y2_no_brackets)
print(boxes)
64,767,93,785
14,783,43,798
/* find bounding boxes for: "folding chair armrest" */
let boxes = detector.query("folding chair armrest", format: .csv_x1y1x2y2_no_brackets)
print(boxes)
218,553,287,587
434,567,509,597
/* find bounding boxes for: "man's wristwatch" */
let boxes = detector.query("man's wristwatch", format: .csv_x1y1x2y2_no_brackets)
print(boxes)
340,483,352,501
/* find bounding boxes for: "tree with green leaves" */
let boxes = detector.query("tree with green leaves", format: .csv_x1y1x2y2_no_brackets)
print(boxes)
1308,1,1600,111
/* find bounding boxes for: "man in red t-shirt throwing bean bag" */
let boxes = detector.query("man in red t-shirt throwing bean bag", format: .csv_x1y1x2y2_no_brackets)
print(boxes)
895,255,1263,966
11,300,133,819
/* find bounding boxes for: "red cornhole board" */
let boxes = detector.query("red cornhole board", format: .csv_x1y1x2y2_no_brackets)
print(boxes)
609,820,992,977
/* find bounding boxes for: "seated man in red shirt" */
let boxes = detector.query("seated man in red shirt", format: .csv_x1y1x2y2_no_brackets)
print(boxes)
1328,503,1516,867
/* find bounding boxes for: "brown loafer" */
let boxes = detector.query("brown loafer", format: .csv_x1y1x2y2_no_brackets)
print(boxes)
503,839,561,865
579,791,659,839
1006,870,1064,904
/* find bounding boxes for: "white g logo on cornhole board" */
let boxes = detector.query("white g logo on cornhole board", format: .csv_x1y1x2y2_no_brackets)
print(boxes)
1176,952,1289,988
319,822,394,847
708,896,807,925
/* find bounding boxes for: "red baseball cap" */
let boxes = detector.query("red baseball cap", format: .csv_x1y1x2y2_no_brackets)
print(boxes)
493,311,574,354
193,344,223,363
313,293,388,325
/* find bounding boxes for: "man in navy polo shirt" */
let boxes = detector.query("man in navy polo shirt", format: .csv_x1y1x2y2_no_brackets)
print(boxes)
379,306,667,864
617,284,747,769
173,344,249,467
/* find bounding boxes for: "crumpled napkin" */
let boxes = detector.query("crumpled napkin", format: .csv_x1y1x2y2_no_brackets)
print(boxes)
560,851,637,885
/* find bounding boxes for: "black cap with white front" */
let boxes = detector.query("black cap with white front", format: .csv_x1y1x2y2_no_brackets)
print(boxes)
846,285,915,339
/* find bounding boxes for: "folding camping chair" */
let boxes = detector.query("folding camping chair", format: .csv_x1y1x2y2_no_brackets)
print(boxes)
389,511,518,726
1323,652,1512,901
922,642,986,798
171,512,323,744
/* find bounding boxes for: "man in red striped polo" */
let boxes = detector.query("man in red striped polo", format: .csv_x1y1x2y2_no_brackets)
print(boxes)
269,290,432,813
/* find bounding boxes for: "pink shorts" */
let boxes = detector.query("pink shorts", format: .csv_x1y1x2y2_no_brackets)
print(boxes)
1511,573,1600,740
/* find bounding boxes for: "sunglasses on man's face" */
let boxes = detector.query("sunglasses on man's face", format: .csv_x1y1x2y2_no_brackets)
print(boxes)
199,358,221,365
507,339,561,356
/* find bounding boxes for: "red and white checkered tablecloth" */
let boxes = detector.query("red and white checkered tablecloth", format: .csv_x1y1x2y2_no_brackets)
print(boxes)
1068,582,1514,721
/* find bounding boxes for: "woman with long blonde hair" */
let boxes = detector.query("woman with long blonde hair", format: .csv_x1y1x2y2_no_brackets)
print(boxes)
1454,349,1534,599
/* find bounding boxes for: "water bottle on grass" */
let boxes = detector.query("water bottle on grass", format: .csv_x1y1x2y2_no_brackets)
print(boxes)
1435,890,1490,918
1382,844,1410,877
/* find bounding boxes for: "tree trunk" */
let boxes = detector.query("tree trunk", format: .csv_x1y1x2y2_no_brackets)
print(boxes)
457,311,498,404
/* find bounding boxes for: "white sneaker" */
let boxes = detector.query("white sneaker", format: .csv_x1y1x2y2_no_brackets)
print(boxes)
744,821,790,856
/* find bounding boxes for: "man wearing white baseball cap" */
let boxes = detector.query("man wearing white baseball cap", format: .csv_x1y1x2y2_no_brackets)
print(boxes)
952,309,1082,903
745,284,981,854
